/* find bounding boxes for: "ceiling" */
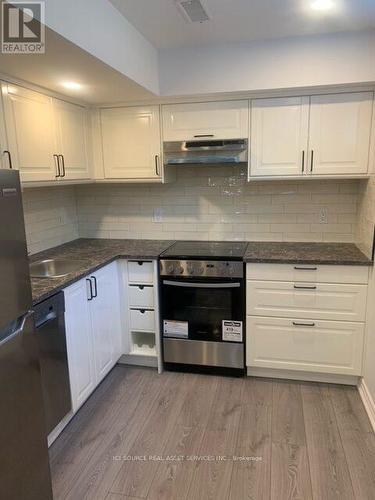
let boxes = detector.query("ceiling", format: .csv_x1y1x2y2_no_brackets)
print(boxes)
0,28,155,105
109,0,375,49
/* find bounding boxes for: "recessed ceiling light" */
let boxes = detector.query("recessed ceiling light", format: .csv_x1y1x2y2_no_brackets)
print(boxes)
310,0,334,11
61,81,82,90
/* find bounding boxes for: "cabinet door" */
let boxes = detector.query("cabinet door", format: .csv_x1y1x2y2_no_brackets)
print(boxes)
54,99,90,180
64,279,95,412
309,92,373,175
90,262,122,383
250,97,309,177
162,100,249,141
247,316,364,375
101,106,161,179
2,83,57,181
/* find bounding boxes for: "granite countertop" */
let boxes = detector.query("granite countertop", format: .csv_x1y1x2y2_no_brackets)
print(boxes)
244,242,372,266
31,238,174,304
31,238,372,305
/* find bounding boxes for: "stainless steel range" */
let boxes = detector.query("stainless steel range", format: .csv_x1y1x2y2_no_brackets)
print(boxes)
159,241,247,376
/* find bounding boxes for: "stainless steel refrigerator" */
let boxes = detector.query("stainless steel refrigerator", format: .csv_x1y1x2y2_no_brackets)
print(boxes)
0,169,53,500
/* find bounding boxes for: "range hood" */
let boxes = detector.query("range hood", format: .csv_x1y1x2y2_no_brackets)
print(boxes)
163,139,248,165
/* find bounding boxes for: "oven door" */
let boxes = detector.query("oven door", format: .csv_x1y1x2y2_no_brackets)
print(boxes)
161,277,244,343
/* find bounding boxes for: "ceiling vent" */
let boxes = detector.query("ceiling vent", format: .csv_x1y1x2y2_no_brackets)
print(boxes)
175,0,210,23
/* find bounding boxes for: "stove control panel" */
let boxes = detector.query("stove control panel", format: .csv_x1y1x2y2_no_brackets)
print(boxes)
159,260,244,278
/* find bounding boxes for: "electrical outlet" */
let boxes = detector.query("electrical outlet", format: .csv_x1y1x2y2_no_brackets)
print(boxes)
153,208,163,223
319,208,328,224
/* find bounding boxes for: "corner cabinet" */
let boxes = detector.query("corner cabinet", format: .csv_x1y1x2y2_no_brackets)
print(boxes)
1,82,91,183
53,98,90,180
64,261,122,412
100,105,163,181
249,91,374,179
162,100,249,141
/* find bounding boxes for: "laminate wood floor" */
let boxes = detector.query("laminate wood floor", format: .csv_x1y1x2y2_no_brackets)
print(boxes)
50,366,375,500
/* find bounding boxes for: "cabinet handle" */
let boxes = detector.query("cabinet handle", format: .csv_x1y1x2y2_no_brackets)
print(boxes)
193,134,214,138
86,278,93,301
3,150,13,169
294,266,317,271
294,284,317,290
301,150,305,173
155,155,160,176
53,154,60,178
91,276,98,298
59,154,66,177
310,150,314,173
292,321,315,327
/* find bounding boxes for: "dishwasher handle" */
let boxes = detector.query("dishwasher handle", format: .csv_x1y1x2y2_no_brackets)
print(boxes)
35,310,58,329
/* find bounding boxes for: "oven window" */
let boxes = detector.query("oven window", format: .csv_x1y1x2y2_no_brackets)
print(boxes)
162,281,243,342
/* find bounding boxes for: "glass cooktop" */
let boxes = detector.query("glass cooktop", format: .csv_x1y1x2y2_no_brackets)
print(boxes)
161,241,248,260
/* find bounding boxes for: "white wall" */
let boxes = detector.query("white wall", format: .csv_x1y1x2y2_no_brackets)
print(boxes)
43,0,159,94
357,159,375,404
22,186,79,254
76,167,359,242
159,31,375,96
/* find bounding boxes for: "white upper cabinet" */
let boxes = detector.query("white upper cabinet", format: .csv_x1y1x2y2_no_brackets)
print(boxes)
1,82,91,183
308,92,373,176
249,91,374,178
53,99,90,180
250,97,309,177
100,105,162,180
2,83,58,182
162,100,249,141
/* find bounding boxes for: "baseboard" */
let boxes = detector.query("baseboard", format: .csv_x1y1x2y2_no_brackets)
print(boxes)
358,378,375,433
118,353,158,368
47,411,75,447
247,366,359,385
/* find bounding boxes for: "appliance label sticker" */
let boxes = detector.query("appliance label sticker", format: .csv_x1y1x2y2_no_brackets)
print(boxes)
163,320,188,338
222,320,243,342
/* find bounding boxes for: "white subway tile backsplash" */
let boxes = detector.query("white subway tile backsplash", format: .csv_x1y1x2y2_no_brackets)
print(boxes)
75,167,359,242
20,167,361,251
22,186,78,254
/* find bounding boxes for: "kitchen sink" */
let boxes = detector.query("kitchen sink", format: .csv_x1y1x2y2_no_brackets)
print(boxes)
30,259,85,278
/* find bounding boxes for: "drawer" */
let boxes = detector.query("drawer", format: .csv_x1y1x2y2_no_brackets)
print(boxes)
246,316,364,375
247,280,367,321
246,263,369,284
130,308,155,332
128,260,154,284
128,284,154,308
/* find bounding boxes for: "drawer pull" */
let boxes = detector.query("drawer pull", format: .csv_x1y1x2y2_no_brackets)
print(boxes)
292,321,315,327
139,285,144,290
294,266,317,271
293,285,317,290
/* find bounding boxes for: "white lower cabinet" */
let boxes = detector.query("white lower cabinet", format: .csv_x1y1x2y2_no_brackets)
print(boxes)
246,263,368,379
64,278,96,412
247,316,364,375
64,261,122,412
121,260,162,372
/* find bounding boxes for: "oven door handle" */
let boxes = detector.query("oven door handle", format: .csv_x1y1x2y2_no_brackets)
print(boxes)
162,280,241,288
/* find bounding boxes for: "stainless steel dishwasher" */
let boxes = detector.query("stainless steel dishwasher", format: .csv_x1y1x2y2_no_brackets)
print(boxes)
34,292,72,434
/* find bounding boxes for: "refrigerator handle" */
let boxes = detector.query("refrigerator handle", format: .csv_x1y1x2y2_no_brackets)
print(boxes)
0,311,34,347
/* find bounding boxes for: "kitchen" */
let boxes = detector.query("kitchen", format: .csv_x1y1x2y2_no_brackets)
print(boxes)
1,0,375,499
